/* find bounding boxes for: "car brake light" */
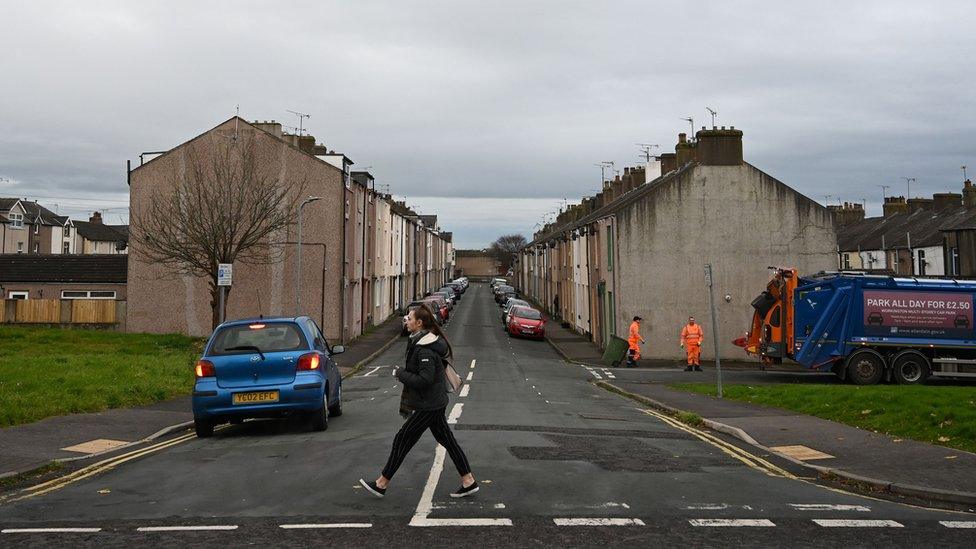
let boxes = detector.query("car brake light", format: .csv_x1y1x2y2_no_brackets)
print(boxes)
297,352,320,371
195,360,216,378
249,323,266,330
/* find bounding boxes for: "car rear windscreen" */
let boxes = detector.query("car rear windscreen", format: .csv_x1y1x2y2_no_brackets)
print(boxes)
514,308,542,320
210,323,308,355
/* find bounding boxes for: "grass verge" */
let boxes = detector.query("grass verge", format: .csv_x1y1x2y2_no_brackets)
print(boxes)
0,326,204,427
670,383,976,454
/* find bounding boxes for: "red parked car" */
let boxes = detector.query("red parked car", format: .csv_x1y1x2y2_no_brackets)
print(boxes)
423,296,449,322
507,306,545,339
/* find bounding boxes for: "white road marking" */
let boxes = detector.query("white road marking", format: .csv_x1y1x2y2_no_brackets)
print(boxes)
590,372,603,379
601,369,616,379
940,521,976,528
279,523,372,529
361,366,382,377
685,503,730,510
553,518,645,526
459,385,471,398
470,359,476,369
465,371,473,381
3,528,102,533
411,518,513,527
789,504,870,512
689,519,776,527
812,519,903,528
447,403,464,424
136,525,239,532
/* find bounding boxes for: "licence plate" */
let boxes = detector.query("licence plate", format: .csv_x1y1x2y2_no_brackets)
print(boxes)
232,390,279,405
521,329,534,334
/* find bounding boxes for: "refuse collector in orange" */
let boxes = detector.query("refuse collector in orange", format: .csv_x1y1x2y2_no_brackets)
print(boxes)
626,316,645,367
680,316,704,372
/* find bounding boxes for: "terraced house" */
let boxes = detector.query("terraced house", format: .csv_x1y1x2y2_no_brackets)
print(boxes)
127,117,453,341
517,127,837,361
0,198,76,255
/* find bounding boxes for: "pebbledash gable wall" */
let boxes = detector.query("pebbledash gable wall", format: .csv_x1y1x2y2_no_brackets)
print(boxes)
127,117,346,340
614,162,836,361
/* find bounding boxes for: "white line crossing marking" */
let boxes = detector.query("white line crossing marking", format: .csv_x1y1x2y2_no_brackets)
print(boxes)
553,518,645,526
3,528,102,533
470,359,476,369
465,371,473,381
447,403,464,424
411,518,513,527
459,385,471,398
279,523,372,529
812,519,903,528
361,366,382,377
689,519,776,527
789,504,870,512
601,369,616,379
940,521,976,528
136,525,239,532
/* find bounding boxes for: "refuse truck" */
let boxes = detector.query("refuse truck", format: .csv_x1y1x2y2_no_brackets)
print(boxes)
734,267,976,384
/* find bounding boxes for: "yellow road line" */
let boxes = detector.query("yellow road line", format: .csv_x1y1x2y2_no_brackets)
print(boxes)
0,431,198,505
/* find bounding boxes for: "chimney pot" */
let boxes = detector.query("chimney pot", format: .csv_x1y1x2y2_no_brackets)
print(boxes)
678,133,687,143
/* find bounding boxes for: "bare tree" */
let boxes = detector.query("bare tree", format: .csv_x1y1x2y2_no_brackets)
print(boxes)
489,233,527,273
131,133,306,329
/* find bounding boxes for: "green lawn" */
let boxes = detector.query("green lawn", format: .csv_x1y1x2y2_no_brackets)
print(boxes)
670,383,976,454
0,326,204,427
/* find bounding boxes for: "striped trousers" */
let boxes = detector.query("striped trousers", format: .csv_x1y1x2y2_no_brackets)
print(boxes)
382,407,472,479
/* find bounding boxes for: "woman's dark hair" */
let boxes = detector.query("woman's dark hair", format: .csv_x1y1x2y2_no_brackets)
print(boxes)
409,305,454,359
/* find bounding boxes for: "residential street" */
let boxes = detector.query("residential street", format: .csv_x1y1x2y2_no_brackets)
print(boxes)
1,284,974,548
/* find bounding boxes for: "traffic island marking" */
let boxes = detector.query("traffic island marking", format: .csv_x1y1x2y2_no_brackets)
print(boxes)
61,439,129,454
770,445,834,461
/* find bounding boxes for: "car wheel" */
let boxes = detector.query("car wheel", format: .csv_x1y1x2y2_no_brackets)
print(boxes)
310,391,329,431
328,384,343,417
846,349,885,385
891,350,929,385
194,418,214,438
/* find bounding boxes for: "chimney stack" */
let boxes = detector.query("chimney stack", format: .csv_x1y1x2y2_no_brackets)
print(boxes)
933,192,962,211
659,153,677,174
907,197,934,213
89,211,103,224
963,180,976,208
675,132,697,166
827,202,865,227
883,196,908,218
695,126,744,165
251,120,283,138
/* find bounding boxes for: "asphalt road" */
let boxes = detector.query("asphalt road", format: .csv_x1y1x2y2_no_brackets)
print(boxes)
1,283,974,548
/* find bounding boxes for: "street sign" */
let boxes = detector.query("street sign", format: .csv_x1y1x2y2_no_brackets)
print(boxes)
217,263,233,287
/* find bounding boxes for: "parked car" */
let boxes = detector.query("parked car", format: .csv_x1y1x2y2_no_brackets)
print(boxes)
432,290,456,309
490,278,508,289
443,283,463,299
495,285,516,304
507,307,545,339
423,296,450,322
452,278,469,292
191,317,344,437
502,298,530,325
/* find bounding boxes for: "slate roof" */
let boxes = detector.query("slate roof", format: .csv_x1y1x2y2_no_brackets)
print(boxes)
1,199,66,226
73,221,128,243
837,208,976,251
0,254,127,283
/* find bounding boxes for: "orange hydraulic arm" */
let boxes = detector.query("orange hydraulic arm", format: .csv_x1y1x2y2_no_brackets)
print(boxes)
734,268,797,364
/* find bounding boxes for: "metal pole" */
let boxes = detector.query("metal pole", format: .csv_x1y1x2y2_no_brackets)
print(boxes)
219,286,225,324
705,264,723,398
296,203,303,316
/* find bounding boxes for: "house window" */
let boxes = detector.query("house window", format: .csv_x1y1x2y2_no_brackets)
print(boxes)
951,247,961,276
842,253,851,270
34,223,39,234
917,250,927,276
61,290,116,299
9,213,23,228
63,226,70,237
606,227,613,271
8,291,28,300
33,243,39,253
63,242,70,254
17,242,23,254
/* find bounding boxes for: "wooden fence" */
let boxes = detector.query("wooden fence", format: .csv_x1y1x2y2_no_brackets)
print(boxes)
3,299,124,326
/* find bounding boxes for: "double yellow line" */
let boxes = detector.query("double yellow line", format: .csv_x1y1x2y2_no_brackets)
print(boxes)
640,408,796,479
0,431,198,505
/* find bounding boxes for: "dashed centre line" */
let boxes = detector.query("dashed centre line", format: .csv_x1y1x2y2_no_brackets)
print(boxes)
459,385,471,398
136,525,239,532
553,518,645,526
3,528,102,534
465,371,473,382
279,523,372,529
688,519,776,527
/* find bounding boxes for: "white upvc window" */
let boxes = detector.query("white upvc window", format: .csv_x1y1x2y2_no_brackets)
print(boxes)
9,213,23,228
8,291,28,299
17,242,24,253
34,223,39,234
63,241,70,254
63,226,70,237
61,290,117,299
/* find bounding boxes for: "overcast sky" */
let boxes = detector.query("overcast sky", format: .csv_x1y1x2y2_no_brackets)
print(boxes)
2,1,975,248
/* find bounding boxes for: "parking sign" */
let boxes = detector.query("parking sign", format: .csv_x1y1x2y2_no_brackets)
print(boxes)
217,263,233,286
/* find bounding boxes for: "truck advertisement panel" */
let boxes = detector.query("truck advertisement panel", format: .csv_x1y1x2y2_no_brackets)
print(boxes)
863,290,973,338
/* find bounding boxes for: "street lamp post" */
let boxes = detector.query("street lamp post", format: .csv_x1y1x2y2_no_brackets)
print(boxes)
296,196,323,316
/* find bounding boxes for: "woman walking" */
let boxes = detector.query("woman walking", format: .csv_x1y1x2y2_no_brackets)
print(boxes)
360,305,478,499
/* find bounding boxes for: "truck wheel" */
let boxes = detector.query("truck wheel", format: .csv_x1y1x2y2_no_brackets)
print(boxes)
846,349,885,385
891,350,929,385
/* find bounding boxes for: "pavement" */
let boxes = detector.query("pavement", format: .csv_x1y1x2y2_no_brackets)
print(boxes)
0,283,973,547
544,319,976,506
0,314,404,480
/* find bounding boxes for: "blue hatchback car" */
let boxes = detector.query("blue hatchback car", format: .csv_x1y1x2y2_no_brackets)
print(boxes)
191,316,344,437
